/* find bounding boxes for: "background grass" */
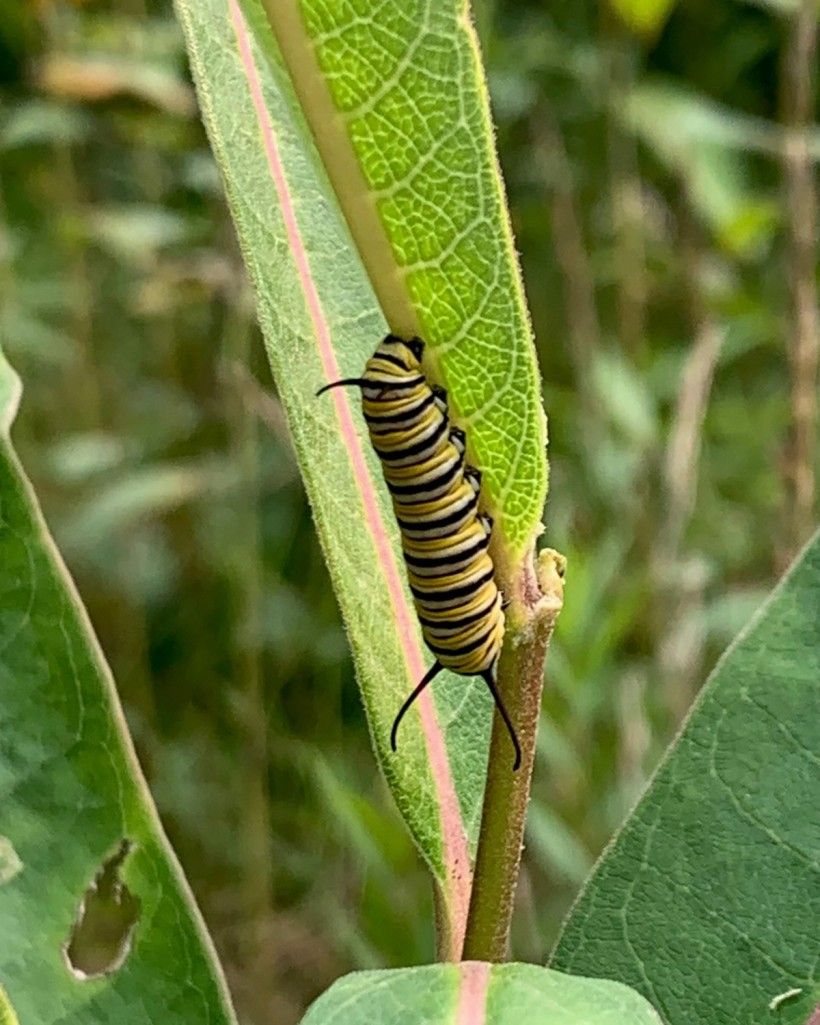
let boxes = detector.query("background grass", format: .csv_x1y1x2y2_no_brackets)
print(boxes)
0,0,816,1022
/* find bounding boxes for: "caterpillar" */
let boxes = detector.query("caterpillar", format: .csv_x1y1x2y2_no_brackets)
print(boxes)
318,333,520,769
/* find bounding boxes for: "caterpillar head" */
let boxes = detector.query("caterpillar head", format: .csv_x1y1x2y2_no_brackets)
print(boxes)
383,333,424,367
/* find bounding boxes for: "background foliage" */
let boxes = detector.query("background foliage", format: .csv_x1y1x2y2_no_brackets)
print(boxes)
0,0,816,1022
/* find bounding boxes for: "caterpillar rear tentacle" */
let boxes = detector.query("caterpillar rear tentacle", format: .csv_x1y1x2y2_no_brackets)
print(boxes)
318,334,519,770
315,377,370,396
389,659,444,753
481,669,522,771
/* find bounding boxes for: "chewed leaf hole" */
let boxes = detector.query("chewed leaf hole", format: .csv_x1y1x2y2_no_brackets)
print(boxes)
0,982,20,1025
64,839,141,980
0,837,23,886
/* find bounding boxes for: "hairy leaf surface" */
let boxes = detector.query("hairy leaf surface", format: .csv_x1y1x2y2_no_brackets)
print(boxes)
290,0,547,558
552,532,820,1025
301,962,662,1024
174,0,547,953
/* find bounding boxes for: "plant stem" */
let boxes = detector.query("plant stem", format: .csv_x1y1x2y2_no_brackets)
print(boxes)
601,13,648,364
462,549,564,961
223,283,273,957
655,205,723,724
531,106,601,423
781,0,818,560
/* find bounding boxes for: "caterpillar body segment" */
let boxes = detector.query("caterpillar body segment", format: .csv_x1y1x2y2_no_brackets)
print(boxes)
318,334,520,769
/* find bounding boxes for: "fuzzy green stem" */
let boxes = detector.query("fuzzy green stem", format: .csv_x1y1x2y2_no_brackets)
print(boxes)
781,0,818,559
462,549,565,961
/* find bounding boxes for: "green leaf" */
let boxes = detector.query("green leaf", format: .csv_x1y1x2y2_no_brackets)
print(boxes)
608,0,679,36
526,803,593,886
0,984,19,1025
624,82,780,255
300,963,662,1024
285,0,547,559
0,348,236,1021
0,100,91,150
552,531,820,1025
173,0,548,954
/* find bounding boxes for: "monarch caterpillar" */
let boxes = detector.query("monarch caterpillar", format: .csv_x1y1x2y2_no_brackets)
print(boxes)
318,334,521,769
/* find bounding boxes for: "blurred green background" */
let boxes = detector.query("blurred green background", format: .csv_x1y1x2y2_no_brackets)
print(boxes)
0,0,816,1021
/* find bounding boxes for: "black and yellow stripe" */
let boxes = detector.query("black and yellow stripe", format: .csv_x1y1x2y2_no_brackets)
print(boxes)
318,333,519,769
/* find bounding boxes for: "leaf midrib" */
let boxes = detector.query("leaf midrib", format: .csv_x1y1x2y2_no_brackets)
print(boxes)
258,0,420,338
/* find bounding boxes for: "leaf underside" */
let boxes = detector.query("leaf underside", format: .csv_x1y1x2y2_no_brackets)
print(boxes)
174,0,548,940
300,962,663,1024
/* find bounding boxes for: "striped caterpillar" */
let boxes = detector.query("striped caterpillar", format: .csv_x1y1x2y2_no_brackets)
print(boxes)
318,334,519,768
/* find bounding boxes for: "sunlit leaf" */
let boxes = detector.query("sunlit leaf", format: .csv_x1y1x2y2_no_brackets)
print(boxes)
0,100,91,150
289,0,547,558
624,81,780,254
88,205,192,265
609,0,679,36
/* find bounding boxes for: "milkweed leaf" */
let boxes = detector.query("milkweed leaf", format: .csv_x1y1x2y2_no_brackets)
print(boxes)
299,962,662,1025
552,531,820,1025
0,348,236,1022
173,0,548,954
